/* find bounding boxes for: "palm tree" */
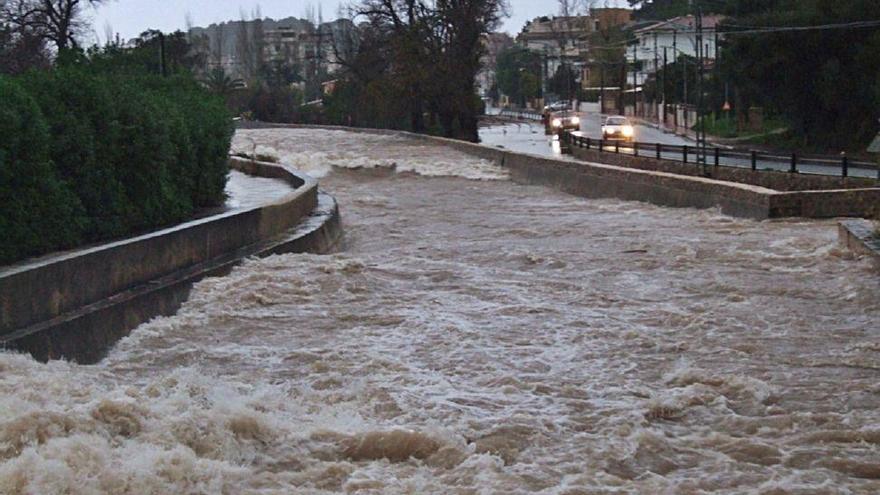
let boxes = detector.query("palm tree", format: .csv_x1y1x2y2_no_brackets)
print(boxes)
204,67,234,95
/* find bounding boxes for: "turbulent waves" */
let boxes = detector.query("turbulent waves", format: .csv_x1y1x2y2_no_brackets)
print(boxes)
1,129,879,493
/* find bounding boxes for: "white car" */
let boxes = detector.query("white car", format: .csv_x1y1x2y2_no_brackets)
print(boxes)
601,116,635,142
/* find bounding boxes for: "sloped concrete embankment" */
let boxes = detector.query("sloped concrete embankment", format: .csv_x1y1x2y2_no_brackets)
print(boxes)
0,157,342,363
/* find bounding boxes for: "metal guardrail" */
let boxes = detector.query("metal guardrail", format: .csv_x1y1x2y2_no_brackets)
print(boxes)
498,109,543,121
561,131,880,180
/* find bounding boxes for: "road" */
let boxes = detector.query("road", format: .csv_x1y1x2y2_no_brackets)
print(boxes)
481,112,878,178
479,112,693,160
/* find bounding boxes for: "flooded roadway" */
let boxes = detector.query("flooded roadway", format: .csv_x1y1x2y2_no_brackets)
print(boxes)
1,128,879,494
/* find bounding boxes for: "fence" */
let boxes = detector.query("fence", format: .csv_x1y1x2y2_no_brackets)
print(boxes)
561,131,880,180
498,108,543,121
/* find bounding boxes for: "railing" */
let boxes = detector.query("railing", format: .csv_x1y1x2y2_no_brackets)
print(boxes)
498,108,543,121
561,131,880,180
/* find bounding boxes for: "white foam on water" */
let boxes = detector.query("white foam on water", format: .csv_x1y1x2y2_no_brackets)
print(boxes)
232,128,508,180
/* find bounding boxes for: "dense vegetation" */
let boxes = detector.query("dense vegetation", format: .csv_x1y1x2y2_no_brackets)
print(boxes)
495,47,543,106
718,0,880,149
318,0,506,142
0,53,233,265
630,0,880,149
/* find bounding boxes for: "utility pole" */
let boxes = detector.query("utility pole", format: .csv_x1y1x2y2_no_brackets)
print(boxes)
662,46,668,128
632,42,637,117
653,32,659,123
675,29,683,131
683,55,687,132
695,1,707,165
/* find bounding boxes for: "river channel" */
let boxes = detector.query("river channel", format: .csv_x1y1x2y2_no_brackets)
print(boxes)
1,128,878,494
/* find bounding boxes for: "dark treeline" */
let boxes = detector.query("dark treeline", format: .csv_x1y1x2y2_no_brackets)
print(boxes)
1,1,233,265
324,0,507,142
719,0,880,149
631,0,880,149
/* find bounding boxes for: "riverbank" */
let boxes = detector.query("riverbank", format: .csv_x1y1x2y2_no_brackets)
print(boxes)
0,160,341,363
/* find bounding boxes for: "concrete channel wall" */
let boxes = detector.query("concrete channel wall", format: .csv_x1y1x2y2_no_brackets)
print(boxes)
568,146,878,192
418,133,880,219
838,219,880,268
0,158,341,363
238,122,880,219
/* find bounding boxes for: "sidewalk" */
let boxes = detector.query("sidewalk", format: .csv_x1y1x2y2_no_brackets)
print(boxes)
631,116,700,143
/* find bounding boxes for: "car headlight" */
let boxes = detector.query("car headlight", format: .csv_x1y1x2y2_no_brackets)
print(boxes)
552,118,562,128
570,116,580,125
622,125,634,137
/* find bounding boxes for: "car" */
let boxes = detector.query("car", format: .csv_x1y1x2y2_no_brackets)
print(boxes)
543,101,571,113
601,116,635,142
547,111,581,134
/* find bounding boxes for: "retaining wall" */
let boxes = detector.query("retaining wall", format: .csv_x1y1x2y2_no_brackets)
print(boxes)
569,145,878,192
838,219,880,268
237,122,880,219
0,158,341,363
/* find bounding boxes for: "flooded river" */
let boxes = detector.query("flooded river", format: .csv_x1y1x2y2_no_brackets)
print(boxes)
1,128,878,494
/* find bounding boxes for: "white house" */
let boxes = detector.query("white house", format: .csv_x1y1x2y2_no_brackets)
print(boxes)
628,14,725,86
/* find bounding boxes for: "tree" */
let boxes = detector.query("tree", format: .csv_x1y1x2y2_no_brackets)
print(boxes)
210,21,224,70
131,29,204,75
351,0,507,140
718,0,880,148
432,0,508,140
235,9,254,80
2,0,107,50
549,63,577,100
496,46,542,106
0,0,51,74
204,66,234,95
642,53,696,105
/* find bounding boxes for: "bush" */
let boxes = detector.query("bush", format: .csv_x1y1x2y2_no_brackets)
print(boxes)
0,77,84,264
0,64,233,265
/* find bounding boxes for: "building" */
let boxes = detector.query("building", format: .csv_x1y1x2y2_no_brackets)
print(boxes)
477,32,515,98
628,14,725,86
190,16,354,81
592,8,634,32
515,8,632,97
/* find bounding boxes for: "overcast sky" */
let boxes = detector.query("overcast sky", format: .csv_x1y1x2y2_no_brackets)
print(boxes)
89,0,625,45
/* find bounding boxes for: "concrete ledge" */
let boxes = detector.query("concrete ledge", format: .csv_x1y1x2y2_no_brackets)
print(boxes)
839,219,880,267
0,158,342,363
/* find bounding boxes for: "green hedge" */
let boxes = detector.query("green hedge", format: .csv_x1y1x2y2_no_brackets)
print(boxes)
0,78,84,263
0,67,233,265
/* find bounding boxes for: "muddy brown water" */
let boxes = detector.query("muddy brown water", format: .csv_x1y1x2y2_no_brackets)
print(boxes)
1,129,878,494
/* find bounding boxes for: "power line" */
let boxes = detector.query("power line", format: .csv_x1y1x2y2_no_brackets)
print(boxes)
633,19,880,37
721,19,880,33
584,19,880,52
